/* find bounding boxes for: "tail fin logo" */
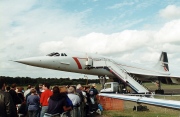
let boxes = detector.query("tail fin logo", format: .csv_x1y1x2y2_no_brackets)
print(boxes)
164,66,168,71
164,65,169,71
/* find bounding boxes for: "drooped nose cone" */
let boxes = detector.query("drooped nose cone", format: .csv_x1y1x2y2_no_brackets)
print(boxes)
15,57,43,65
15,56,57,68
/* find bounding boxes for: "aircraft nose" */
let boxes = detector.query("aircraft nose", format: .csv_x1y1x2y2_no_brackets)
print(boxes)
15,57,45,66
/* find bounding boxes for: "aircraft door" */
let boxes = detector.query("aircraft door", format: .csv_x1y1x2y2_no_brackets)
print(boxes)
86,57,93,67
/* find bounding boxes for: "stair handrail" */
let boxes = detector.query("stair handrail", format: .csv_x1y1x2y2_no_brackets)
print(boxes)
96,58,148,87
95,58,149,93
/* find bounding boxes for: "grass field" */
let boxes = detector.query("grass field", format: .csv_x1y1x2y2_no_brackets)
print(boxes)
97,83,180,117
143,82,180,90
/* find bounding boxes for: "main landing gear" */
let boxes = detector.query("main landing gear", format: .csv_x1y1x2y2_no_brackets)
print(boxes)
99,76,106,89
155,78,164,94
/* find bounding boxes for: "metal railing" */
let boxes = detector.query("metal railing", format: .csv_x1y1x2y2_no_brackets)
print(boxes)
93,58,149,93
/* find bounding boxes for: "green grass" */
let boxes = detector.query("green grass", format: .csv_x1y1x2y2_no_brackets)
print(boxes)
143,83,180,90
103,109,180,117
102,101,180,117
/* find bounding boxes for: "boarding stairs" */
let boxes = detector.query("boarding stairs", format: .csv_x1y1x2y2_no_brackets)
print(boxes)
92,58,149,94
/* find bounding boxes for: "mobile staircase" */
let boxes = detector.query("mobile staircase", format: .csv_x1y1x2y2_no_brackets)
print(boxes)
92,58,149,94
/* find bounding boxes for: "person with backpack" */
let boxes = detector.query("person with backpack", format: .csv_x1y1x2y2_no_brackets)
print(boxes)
89,84,99,113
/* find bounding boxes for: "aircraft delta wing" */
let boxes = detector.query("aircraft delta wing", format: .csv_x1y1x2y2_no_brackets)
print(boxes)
99,93,180,110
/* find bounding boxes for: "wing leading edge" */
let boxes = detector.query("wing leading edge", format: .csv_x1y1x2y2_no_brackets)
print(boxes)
99,93,180,110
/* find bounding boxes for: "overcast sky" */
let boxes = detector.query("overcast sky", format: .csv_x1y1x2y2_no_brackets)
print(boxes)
1,0,180,79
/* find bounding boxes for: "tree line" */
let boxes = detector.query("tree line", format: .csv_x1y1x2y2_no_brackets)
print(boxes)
0,76,100,86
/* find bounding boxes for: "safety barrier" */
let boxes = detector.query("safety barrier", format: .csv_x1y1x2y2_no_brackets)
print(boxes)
67,106,81,117
43,111,68,117
98,95,124,111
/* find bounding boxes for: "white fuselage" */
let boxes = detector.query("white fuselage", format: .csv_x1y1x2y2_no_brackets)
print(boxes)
16,51,170,79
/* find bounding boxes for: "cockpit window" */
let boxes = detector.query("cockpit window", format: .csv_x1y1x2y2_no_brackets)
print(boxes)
47,52,67,57
47,52,60,56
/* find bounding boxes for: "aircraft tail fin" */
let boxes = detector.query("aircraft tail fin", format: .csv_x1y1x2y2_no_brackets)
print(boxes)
154,52,169,72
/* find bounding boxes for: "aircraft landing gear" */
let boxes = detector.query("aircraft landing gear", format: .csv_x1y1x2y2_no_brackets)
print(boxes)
155,78,164,94
99,76,106,89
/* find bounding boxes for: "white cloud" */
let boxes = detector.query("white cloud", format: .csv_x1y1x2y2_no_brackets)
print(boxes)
1,1,180,78
0,1,89,57
39,30,152,54
107,2,134,9
159,5,180,20
39,41,65,54
155,19,180,45
38,18,180,75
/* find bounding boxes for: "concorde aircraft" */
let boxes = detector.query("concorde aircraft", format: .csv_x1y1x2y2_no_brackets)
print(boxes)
15,51,180,94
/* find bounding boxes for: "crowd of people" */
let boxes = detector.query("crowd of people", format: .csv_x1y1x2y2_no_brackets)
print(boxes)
0,78,101,117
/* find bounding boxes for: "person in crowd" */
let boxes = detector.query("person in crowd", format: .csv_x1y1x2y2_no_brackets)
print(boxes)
67,86,81,117
59,86,73,109
26,86,34,100
76,84,85,117
35,84,42,97
84,86,91,116
67,86,80,106
24,85,32,99
9,83,22,108
44,86,71,117
76,84,84,102
71,85,76,92
89,83,98,96
17,87,25,103
17,86,28,117
66,85,70,89
39,84,44,93
27,88,40,117
59,86,73,117
16,87,25,116
89,83,99,113
0,79,18,117
40,83,52,117
5,85,10,92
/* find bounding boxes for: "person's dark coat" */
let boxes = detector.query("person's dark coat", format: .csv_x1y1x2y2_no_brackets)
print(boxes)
9,89,22,105
0,90,18,117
